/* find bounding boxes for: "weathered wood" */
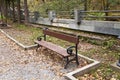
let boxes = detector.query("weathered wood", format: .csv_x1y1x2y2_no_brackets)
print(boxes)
35,40,69,57
43,29,79,44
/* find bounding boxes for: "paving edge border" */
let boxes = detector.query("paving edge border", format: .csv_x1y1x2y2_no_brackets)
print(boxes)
0,29,101,80
65,54,100,80
111,62,120,73
0,29,38,50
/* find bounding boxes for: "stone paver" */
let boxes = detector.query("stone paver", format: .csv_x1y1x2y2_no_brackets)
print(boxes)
0,32,67,80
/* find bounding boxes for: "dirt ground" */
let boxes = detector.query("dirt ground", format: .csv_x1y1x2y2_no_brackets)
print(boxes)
1,24,120,80
0,31,89,80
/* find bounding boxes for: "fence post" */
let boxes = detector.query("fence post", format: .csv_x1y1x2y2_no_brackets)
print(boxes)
74,9,83,25
48,10,56,23
34,11,40,21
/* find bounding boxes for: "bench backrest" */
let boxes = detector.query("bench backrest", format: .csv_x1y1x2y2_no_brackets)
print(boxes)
43,29,79,44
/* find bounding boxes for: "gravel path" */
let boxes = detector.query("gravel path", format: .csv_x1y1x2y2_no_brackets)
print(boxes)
0,31,89,80
0,32,67,80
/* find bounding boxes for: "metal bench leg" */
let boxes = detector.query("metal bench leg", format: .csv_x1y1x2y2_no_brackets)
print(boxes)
36,44,40,51
64,57,69,69
64,55,79,69
76,58,79,65
76,55,79,65
64,57,79,69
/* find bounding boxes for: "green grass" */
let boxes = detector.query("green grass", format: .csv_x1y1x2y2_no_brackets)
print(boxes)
83,65,120,80
0,15,6,20
12,23,73,47
5,23,42,45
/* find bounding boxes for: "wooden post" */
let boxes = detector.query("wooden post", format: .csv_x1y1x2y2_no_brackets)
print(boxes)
74,9,83,25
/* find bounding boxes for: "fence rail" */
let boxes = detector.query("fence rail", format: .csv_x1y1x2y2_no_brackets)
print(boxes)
53,10,120,20
56,11,74,19
80,10,120,13
83,16,120,18
28,10,120,22
79,10,120,20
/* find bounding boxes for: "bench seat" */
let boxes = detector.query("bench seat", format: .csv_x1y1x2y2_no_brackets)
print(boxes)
35,40,69,57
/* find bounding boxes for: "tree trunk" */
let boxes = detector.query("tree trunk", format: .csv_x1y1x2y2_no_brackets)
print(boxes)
0,0,7,26
4,0,8,26
0,1,3,23
42,0,45,3
84,0,87,11
24,0,29,24
103,0,109,21
105,0,109,15
17,0,21,23
11,0,16,22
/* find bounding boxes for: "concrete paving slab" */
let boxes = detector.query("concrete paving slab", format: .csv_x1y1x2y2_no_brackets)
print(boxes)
65,54,100,80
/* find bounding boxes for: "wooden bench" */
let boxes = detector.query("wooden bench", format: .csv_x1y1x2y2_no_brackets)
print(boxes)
34,28,79,69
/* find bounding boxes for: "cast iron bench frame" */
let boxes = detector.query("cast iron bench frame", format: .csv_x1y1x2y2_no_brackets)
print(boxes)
34,28,79,69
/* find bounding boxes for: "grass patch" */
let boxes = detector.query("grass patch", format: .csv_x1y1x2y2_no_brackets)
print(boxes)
78,64,120,80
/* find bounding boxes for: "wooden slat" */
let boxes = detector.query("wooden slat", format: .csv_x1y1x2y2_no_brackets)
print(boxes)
43,29,79,44
35,40,69,57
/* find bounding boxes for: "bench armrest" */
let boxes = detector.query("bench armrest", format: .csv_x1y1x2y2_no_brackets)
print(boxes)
66,46,75,55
